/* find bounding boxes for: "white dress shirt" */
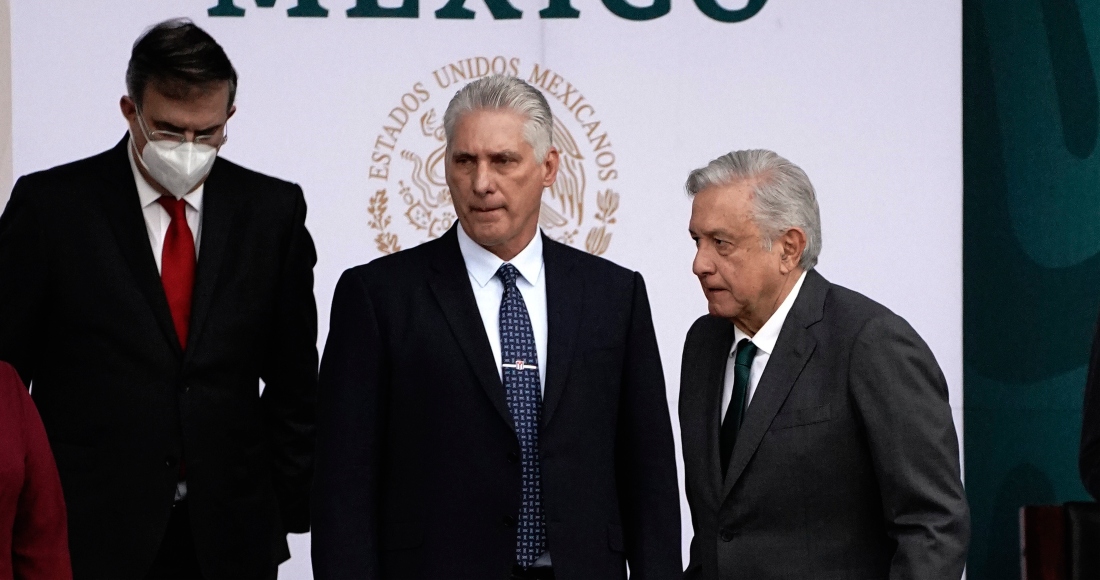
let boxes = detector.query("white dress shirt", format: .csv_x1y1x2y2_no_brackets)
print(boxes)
457,225,553,566
129,142,204,502
721,271,808,421
456,225,548,396
127,142,204,273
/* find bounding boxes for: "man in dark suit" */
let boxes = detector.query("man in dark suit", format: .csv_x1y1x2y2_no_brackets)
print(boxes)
311,74,680,580
679,150,969,579
0,20,317,579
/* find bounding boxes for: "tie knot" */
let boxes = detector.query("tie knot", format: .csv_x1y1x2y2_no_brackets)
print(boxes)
496,263,520,288
157,196,187,220
735,339,757,367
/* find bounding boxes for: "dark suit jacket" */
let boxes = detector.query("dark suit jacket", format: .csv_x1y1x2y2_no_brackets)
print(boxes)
0,138,318,580
679,270,969,579
1079,311,1100,498
311,226,681,580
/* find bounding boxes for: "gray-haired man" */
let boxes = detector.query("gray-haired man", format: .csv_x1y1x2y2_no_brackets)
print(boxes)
311,75,681,580
679,150,969,579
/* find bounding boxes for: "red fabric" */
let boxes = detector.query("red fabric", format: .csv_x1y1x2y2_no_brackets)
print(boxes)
157,196,195,350
0,362,72,580
157,197,194,483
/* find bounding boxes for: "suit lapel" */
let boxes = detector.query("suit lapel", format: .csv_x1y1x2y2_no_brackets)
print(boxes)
540,237,582,429
721,270,827,499
98,137,181,356
184,161,239,358
428,228,515,431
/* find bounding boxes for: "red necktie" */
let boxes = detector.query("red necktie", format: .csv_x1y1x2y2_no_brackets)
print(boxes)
157,196,196,350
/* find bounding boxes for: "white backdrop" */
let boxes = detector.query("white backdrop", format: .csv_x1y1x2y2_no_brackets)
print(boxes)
0,0,10,204
10,1,961,576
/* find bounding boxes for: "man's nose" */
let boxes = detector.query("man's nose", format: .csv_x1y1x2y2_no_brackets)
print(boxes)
473,162,493,195
178,129,202,144
692,247,714,278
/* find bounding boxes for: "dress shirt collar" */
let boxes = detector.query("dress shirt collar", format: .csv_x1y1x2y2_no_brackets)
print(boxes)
456,224,544,288
127,137,204,211
733,270,808,355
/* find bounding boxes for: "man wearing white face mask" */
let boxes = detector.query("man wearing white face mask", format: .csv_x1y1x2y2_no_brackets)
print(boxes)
131,111,221,198
0,18,318,580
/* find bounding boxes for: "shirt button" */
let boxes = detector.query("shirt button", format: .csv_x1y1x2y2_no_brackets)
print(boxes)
502,515,516,528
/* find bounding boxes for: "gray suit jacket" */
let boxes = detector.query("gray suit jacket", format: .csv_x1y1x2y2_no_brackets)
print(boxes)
679,270,969,579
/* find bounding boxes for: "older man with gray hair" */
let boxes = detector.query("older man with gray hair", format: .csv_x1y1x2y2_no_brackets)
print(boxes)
311,74,681,580
679,149,969,579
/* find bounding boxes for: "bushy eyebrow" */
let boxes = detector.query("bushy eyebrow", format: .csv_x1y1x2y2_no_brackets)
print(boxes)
151,119,223,134
689,226,737,239
450,149,522,162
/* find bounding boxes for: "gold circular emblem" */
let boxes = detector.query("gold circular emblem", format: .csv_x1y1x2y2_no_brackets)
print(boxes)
366,57,622,256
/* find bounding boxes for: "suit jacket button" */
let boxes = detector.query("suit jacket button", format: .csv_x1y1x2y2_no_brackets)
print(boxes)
720,529,735,542
165,456,177,468
502,515,516,528
507,452,520,464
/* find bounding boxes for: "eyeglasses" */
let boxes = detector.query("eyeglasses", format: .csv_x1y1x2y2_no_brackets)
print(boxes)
136,111,228,148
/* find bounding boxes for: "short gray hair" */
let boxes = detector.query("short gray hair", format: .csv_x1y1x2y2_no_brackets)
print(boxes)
443,74,553,162
686,149,822,270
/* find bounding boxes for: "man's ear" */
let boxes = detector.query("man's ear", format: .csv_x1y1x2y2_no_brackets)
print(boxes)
541,147,560,188
120,95,137,121
778,227,807,274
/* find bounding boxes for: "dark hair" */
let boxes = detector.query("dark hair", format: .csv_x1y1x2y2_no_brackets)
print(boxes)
126,18,237,111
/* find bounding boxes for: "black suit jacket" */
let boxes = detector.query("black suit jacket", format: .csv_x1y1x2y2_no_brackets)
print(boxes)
679,270,969,579
0,138,318,579
311,227,681,580
1079,311,1100,498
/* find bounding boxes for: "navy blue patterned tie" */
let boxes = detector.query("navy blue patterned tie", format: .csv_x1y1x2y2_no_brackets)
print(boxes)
496,263,546,568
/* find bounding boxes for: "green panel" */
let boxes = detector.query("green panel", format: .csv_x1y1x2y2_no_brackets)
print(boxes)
964,0,1100,576
965,370,1088,578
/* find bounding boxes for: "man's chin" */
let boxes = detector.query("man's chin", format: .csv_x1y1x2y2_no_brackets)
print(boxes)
706,302,736,321
462,224,509,248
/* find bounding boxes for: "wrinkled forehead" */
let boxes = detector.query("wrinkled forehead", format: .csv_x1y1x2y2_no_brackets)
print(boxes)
448,109,533,153
690,183,759,232
142,79,231,111
138,83,232,132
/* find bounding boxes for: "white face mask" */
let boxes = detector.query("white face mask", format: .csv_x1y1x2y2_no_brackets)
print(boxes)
130,111,223,198
133,136,217,198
